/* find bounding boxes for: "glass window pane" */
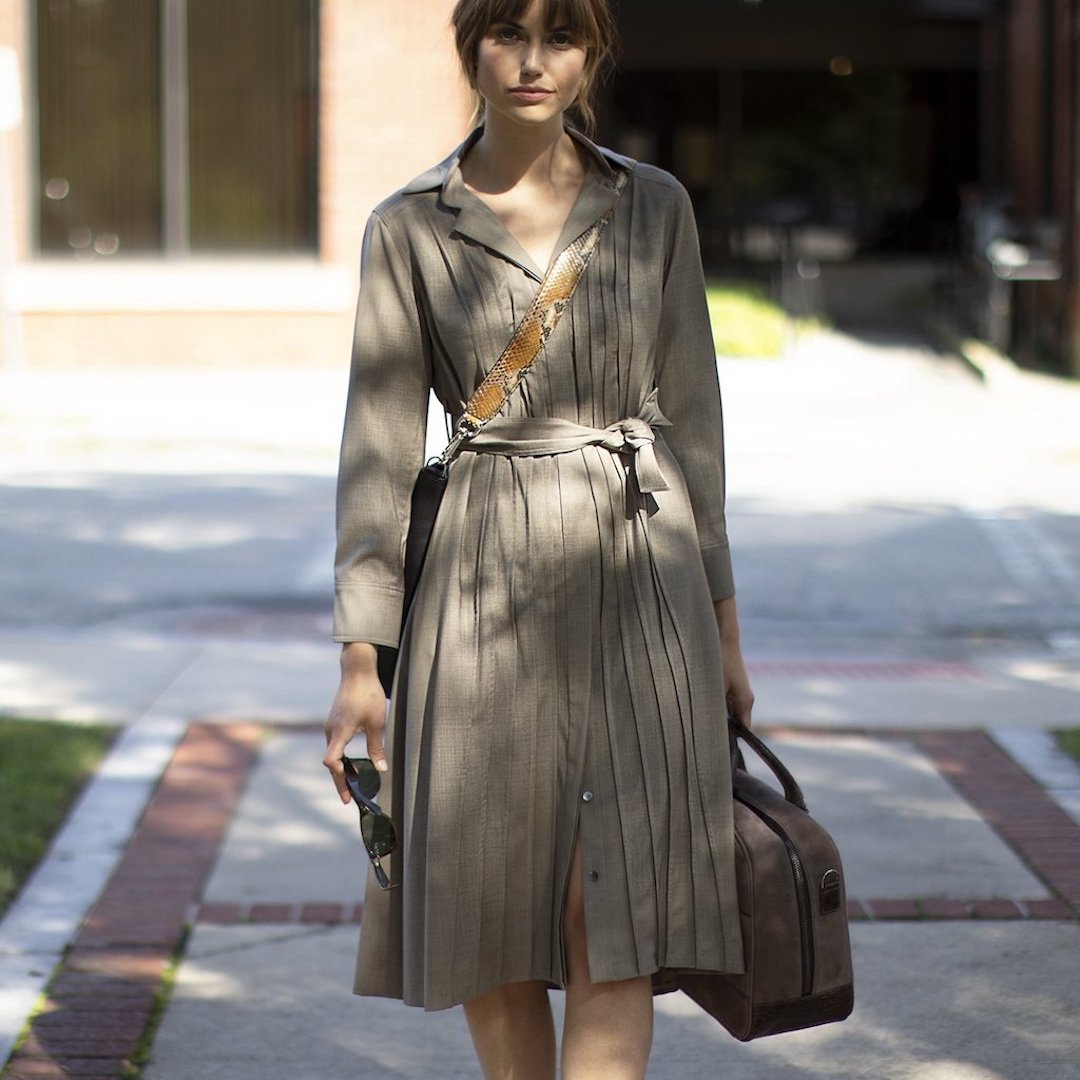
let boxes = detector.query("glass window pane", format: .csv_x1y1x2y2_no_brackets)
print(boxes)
36,0,162,256
187,0,318,253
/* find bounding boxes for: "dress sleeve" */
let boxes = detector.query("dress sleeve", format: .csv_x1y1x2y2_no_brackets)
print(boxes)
333,210,432,645
654,182,735,602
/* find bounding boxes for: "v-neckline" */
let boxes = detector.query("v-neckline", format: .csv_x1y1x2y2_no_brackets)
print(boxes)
443,130,623,282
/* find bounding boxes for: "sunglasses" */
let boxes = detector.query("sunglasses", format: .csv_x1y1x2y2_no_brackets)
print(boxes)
341,756,398,890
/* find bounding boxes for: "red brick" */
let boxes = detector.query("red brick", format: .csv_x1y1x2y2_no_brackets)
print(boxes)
62,949,168,981
5,1058,126,1078
868,899,921,919
21,1029,140,1059
197,902,247,924
1002,825,1078,839
1023,899,1074,919
3,1059,71,1079
300,903,344,924
31,1019,144,1045
969,899,1023,919
919,898,971,919
249,903,296,923
1011,839,1080,859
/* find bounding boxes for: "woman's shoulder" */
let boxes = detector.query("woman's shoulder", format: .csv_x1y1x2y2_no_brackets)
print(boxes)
580,132,689,207
367,142,462,232
369,179,442,231
627,160,694,211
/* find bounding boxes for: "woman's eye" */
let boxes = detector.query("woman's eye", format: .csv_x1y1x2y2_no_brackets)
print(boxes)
549,31,577,48
493,25,520,42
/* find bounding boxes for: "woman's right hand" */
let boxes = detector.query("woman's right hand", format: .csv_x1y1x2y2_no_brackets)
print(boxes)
323,642,389,805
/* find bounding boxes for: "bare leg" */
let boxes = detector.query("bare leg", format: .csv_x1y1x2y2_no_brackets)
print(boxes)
561,842,654,1080
463,980,556,1080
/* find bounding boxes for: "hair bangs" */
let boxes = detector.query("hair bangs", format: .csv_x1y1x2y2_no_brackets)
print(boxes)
481,0,600,46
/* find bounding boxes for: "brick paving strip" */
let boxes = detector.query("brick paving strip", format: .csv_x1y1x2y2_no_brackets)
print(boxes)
2,723,261,1080
4,722,1078,1079
912,730,1080,911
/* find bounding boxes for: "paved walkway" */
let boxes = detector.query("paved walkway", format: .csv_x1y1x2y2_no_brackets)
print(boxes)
1,327,1079,1079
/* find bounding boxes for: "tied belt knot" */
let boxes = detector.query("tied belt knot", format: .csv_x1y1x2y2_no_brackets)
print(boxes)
594,415,668,494
458,388,672,496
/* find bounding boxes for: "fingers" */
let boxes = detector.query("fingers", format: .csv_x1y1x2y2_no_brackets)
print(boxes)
728,684,754,729
733,698,753,729
366,728,388,773
322,726,353,805
324,671,389,803
724,659,755,730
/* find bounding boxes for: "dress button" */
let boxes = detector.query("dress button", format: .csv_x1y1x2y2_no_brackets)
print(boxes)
588,870,599,882
581,790,594,802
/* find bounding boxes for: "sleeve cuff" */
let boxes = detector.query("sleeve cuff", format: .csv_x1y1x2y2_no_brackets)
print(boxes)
332,581,404,647
700,541,735,602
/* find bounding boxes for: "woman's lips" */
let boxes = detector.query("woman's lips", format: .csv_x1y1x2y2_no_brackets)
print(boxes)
509,88,553,102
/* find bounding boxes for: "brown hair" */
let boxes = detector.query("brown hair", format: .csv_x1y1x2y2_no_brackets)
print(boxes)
450,0,616,135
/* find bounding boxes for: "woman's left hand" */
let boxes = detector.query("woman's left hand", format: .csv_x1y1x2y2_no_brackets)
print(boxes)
714,596,754,727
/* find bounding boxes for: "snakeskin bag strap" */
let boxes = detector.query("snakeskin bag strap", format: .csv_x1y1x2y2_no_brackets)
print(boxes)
438,165,630,463
376,165,631,697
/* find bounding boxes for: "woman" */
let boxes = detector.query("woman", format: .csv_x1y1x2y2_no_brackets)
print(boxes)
324,1,754,1076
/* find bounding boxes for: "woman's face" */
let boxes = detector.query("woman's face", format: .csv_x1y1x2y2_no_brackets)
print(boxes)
474,1,589,129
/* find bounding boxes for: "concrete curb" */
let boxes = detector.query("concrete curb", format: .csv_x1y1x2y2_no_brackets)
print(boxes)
1,724,259,1080
0,710,187,1066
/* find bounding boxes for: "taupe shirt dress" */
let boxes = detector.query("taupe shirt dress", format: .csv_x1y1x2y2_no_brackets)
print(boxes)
334,126,744,1012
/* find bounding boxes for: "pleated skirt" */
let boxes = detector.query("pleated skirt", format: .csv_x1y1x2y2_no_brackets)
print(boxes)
354,436,743,1011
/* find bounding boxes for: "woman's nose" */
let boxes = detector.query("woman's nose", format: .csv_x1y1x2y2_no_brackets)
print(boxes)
521,41,543,76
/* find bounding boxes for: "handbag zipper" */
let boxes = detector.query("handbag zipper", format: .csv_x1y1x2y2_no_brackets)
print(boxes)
736,795,815,997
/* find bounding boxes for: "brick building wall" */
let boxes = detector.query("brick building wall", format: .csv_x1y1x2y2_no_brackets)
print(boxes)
321,0,470,267
0,0,29,262
2,0,469,368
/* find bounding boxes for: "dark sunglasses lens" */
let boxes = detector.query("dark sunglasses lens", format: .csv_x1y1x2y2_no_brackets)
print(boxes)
361,811,396,858
346,757,381,800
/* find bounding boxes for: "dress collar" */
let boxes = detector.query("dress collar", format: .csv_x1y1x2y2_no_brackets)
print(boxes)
403,127,635,281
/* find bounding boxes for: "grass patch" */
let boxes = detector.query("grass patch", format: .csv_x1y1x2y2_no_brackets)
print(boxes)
1055,729,1080,766
0,718,116,917
706,280,820,358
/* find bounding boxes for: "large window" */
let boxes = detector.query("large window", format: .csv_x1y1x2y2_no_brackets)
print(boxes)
36,0,318,258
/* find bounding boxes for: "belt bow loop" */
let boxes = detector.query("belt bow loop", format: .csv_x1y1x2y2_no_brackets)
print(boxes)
456,387,673,502
601,388,672,495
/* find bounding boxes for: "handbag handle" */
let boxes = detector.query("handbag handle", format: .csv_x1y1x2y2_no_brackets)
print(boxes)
729,718,808,812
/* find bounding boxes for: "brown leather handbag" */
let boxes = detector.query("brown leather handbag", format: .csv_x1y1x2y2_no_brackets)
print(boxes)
677,721,855,1041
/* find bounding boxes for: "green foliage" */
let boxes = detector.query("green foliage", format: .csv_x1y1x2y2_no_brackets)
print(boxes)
707,281,812,358
0,719,115,916
1055,729,1080,766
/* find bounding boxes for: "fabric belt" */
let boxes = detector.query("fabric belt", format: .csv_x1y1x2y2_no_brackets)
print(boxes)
459,388,672,495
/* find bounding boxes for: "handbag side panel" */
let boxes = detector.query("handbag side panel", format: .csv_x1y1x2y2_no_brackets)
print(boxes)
735,772,855,1037
678,797,803,1040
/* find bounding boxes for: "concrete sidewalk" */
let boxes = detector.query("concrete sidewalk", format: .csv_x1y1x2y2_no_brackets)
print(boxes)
5,715,1078,1080
144,728,1080,1080
2,327,1079,1078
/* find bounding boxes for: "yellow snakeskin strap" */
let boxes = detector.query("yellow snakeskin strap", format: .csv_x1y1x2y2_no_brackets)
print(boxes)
439,167,630,463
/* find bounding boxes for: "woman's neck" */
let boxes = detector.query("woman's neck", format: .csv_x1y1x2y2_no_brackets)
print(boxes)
464,113,581,195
